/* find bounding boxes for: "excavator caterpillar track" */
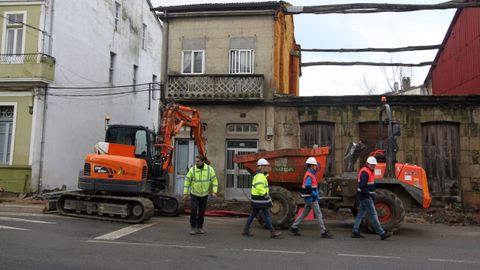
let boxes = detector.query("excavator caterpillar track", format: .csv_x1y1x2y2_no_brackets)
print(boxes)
57,192,154,223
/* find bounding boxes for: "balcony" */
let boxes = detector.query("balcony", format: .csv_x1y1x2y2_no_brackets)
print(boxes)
0,53,56,83
166,74,264,101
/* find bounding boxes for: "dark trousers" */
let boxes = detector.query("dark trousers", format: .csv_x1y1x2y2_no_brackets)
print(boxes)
190,194,208,228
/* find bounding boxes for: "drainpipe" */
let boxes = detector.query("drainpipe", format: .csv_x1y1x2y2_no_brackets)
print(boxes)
160,11,169,105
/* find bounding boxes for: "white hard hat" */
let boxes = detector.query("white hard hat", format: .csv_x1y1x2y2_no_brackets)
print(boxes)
306,157,317,165
257,158,270,166
367,156,378,165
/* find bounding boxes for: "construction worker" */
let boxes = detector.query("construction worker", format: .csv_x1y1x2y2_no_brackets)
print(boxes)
289,157,333,239
183,155,218,235
351,156,393,240
242,158,281,238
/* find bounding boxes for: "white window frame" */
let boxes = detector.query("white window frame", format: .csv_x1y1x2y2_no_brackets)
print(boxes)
181,50,205,74
229,49,254,74
1,11,27,63
0,103,17,165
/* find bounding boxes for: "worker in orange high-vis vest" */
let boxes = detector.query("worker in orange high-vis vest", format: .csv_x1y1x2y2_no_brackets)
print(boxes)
352,156,393,240
289,157,333,239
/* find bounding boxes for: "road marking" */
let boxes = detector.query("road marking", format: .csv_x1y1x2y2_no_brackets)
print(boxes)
337,253,401,259
94,223,157,240
0,217,56,224
243,248,306,255
0,225,30,231
428,258,480,264
87,240,205,249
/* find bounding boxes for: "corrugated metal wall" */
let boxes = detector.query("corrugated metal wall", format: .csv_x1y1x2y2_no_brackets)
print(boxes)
432,8,480,95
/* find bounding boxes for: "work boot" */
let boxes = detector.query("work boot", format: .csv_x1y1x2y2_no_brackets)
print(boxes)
351,232,363,238
242,228,253,237
380,231,393,240
189,227,197,235
321,230,333,239
289,227,301,236
197,227,205,234
270,229,281,239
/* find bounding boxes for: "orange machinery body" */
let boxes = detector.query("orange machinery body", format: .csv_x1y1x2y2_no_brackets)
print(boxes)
373,162,431,208
233,147,330,186
79,143,149,193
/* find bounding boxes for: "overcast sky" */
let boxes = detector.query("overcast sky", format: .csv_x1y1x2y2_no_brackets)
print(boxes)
151,0,456,96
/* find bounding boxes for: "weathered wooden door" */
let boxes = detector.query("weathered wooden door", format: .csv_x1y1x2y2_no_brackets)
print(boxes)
300,122,335,176
422,123,460,203
358,122,388,168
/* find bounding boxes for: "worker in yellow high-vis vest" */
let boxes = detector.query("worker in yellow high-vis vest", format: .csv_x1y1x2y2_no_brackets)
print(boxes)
183,155,218,235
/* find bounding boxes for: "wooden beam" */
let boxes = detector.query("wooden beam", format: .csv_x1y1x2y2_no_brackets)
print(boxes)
300,44,442,53
285,2,480,14
301,61,435,67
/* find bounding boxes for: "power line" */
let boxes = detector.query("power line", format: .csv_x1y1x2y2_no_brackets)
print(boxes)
300,44,442,53
47,82,160,90
0,14,49,36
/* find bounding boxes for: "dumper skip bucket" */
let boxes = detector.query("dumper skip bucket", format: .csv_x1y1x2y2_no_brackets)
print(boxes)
233,147,330,184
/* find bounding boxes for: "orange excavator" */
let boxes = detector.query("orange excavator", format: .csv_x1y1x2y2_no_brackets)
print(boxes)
56,102,206,223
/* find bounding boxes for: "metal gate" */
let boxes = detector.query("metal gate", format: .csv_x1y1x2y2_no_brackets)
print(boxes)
422,122,460,203
225,140,257,200
300,122,335,176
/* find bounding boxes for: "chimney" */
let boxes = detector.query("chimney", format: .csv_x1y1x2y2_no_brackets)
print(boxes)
402,77,411,90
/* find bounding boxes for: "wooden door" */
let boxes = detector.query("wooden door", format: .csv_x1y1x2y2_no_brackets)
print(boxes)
300,122,335,176
358,122,389,168
422,123,460,203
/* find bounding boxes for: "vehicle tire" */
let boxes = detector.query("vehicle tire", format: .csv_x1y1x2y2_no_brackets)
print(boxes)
366,188,405,232
257,186,297,229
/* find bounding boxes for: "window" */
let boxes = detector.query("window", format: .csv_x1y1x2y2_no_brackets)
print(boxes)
133,64,138,90
229,49,254,74
142,24,147,50
109,52,116,83
227,124,258,134
3,13,25,56
182,50,204,74
0,106,14,164
114,2,120,31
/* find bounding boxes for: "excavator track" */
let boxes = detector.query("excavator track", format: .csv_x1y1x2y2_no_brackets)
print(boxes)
57,192,154,223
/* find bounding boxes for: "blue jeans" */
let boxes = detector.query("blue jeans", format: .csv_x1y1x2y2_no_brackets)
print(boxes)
352,198,385,235
245,208,273,230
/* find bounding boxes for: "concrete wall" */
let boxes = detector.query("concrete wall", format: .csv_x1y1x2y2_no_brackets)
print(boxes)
167,16,276,99
30,0,162,191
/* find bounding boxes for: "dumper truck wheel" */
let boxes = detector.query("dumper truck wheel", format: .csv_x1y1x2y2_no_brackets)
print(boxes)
366,188,405,232
258,186,297,229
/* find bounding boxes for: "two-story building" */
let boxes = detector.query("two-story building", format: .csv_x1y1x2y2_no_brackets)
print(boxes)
0,0,163,192
155,2,301,199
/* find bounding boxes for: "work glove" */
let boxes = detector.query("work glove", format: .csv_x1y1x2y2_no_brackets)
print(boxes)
183,194,189,201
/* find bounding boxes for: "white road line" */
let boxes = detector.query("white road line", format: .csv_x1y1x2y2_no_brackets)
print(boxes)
337,253,401,260
87,240,205,249
94,223,157,240
0,217,56,224
428,258,480,264
243,248,306,255
0,225,31,231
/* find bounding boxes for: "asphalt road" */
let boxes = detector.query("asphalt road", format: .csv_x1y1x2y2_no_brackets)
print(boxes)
1,204,479,270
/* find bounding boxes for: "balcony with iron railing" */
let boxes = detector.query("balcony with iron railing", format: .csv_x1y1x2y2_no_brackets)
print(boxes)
0,53,55,82
166,74,264,101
